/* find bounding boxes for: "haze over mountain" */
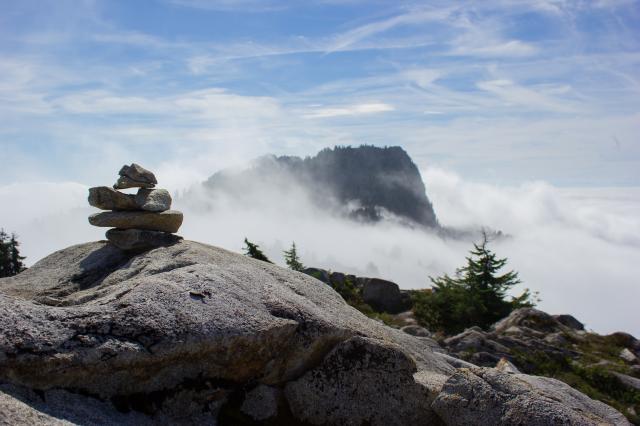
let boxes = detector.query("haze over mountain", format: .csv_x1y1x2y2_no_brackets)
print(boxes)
202,146,438,228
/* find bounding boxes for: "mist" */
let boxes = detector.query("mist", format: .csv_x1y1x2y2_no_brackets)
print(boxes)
1,165,638,337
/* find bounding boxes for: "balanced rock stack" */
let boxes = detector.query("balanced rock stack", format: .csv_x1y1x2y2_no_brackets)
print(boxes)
88,163,184,250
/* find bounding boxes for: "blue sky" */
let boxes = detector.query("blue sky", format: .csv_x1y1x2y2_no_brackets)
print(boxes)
1,0,639,188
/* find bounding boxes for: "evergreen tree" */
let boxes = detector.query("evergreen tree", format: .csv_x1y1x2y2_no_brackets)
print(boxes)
243,238,272,263
9,234,26,276
0,229,9,278
413,231,535,334
0,229,26,278
283,242,304,271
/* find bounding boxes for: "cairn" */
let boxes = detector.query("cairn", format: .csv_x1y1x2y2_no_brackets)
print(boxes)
88,163,183,251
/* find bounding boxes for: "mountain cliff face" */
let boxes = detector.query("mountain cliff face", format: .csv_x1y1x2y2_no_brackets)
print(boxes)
204,145,438,228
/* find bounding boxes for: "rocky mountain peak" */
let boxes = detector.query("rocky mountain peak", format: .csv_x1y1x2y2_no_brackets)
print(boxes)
204,145,438,228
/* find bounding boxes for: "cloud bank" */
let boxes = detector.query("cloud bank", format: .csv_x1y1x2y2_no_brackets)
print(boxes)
1,166,638,337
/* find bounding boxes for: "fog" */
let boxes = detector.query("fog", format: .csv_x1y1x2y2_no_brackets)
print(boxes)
1,165,638,336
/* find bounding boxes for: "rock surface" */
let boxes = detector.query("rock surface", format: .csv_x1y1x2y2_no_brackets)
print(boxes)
105,228,182,251
134,188,172,212
285,336,441,425
0,241,456,423
88,210,183,233
0,383,152,425
432,367,631,425
240,385,281,421
621,348,637,363
0,243,630,424
439,308,640,423
88,186,138,211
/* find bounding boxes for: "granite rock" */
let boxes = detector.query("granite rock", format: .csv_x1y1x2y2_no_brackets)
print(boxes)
285,336,445,425
0,241,453,421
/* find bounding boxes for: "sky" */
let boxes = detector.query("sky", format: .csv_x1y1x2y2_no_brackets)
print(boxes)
1,0,639,335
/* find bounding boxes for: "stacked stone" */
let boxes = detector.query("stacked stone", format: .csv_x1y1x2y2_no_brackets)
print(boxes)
88,163,184,251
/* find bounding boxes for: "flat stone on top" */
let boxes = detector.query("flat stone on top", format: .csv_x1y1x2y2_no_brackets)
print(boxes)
119,163,157,185
89,210,183,233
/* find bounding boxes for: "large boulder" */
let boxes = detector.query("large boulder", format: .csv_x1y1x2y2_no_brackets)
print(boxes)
0,242,629,424
0,241,453,423
432,367,631,425
362,278,412,314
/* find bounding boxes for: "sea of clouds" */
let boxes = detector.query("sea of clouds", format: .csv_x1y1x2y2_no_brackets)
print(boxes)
1,166,638,336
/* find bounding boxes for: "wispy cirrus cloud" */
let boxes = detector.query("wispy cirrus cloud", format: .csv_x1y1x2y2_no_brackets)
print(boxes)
303,102,395,118
325,7,454,53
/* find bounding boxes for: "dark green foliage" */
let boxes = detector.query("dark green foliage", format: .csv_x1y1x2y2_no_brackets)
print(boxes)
242,238,272,263
413,231,535,334
0,229,26,278
328,275,361,306
283,242,304,271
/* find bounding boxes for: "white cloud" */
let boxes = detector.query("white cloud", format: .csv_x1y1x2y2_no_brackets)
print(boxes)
303,102,395,118
452,39,539,58
425,167,640,335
